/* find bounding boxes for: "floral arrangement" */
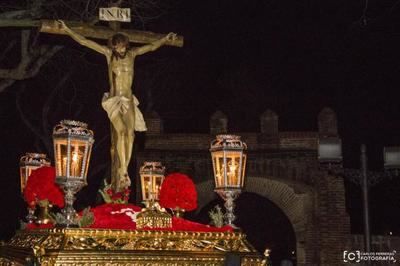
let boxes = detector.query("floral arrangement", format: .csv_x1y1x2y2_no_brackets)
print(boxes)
99,180,130,204
159,173,197,212
25,203,233,232
23,166,64,208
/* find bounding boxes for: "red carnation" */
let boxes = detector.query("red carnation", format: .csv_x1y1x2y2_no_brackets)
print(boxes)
23,166,64,208
106,188,113,196
159,173,197,211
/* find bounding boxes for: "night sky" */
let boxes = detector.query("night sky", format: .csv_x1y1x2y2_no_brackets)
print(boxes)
1,0,400,251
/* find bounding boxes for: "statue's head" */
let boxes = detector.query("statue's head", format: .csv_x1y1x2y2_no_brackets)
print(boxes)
109,33,130,58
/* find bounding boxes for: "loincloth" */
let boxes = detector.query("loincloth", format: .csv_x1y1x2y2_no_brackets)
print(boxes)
101,93,147,132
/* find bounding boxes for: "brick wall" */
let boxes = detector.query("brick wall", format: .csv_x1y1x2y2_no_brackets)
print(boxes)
137,108,351,265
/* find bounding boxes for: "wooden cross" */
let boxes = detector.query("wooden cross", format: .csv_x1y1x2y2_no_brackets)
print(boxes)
39,19,183,47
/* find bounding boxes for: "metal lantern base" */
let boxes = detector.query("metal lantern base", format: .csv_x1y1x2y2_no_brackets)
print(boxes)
215,188,241,228
25,207,36,224
56,177,85,228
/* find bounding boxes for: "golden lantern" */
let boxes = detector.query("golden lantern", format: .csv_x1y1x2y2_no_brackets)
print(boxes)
137,161,171,229
53,120,94,227
139,162,166,203
210,134,247,228
19,153,51,193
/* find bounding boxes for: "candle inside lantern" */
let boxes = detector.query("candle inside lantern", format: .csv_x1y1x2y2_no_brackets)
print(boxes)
217,166,224,187
155,184,160,199
62,149,83,177
139,161,166,203
71,150,82,176
145,179,151,200
228,159,238,186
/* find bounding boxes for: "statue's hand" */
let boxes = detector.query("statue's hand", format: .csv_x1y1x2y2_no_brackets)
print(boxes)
57,20,67,30
165,32,177,42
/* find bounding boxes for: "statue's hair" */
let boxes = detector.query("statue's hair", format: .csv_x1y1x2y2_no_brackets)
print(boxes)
108,33,130,49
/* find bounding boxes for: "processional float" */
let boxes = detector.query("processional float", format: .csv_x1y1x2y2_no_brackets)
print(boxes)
0,5,265,265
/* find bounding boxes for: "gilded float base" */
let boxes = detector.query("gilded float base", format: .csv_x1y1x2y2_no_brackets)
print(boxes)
0,228,265,265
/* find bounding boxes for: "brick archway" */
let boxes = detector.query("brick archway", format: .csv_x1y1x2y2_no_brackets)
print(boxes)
196,177,313,266
138,107,350,265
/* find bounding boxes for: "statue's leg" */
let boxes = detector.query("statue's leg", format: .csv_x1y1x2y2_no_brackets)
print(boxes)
124,105,135,169
126,133,134,168
109,114,129,192
117,132,127,174
117,130,131,190
117,107,135,189
110,126,120,191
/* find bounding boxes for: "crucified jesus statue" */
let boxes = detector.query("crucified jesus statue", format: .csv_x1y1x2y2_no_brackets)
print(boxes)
58,20,177,192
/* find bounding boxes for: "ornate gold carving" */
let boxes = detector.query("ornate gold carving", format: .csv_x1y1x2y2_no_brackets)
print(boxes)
136,207,172,229
0,257,20,266
242,257,267,266
8,233,45,248
1,229,265,265
40,234,64,249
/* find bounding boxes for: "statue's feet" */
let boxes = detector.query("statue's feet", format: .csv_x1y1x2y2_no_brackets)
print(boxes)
123,173,131,187
118,168,131,188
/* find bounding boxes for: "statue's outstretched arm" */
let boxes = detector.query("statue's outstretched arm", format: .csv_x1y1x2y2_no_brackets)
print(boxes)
134,32,177,55
58,20,109,56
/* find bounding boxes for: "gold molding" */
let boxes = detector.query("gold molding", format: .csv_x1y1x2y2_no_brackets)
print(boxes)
1,228,265,265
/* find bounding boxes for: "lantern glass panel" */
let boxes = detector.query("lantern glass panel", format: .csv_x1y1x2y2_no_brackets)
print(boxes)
20,167,29,192
140,174,164,201
19,153,50,193
212,150,246,189
139,162,165,202
153,175,164,200
55,138,91,178
141,175,151,201
240,154,247,187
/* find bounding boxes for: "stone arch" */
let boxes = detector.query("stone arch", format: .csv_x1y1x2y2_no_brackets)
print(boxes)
196,176,314,266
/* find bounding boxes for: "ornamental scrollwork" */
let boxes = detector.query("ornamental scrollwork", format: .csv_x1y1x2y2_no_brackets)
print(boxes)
40,234,64,249
8,234,45,248
63,235,251,253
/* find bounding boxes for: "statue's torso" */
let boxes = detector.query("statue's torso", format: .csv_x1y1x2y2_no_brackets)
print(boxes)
109,53,135,98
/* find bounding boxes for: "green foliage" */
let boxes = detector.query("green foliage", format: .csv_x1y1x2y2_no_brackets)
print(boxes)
78,207,95,228
19,220,27,230
98,179,130,204
50,207,94,228
208,205,224,228
99,179,113,204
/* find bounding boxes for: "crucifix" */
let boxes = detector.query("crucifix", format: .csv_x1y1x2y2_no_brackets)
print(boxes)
40,4,183,193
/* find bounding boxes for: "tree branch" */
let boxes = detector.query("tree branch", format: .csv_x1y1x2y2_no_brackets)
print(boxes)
0,79,16,93
0,29,63,83
0,10,31,19
0,39,16,61
26,45,63,79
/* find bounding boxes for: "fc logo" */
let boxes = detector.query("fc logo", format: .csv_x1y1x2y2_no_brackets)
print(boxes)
343,251,361,263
